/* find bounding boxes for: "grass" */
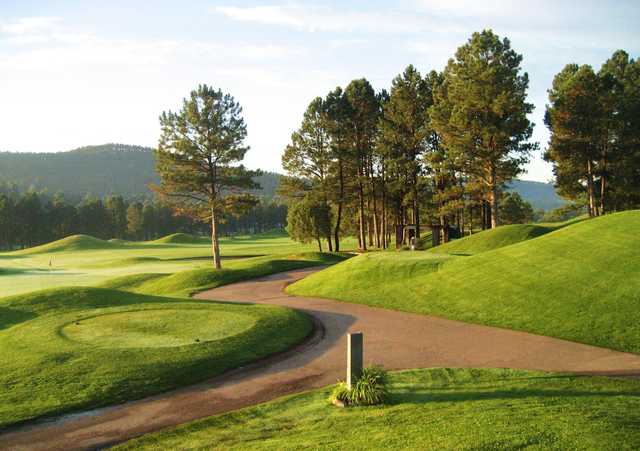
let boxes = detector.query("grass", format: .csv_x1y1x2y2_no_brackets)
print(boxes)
99,252,351,297
0,287,313,428
115,368,640,450
0,230,357,297
428,216,585,256
0,231,353,428
289,211,640,353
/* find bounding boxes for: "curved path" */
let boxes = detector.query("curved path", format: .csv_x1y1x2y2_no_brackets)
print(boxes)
3,267,640,450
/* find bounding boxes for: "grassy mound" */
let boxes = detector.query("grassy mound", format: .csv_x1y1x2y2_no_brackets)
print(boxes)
116,368,640,450
289,211,640,353
13,234,123,254
100,252,351,297
0,287,312,428
151,233,210,244
428,217,584,256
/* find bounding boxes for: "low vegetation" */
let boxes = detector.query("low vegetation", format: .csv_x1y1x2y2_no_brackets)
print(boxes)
289,211,640,353
330,366,388,407
115,368,640,450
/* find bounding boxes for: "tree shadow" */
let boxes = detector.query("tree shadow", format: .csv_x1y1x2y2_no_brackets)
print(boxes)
0,307,37,330
389,386,640,405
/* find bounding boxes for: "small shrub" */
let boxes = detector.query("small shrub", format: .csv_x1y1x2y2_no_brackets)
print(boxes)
330,366,388,407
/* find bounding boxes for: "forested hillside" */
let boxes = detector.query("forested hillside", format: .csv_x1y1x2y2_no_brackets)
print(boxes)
0,144,281,202
0,144,561,209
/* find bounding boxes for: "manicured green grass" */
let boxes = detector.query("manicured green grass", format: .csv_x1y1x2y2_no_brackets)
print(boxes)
0,231,357,297
99,252,351,297
289,211,640,353
115,368,640,450
428,217,585,256
0,287,313,428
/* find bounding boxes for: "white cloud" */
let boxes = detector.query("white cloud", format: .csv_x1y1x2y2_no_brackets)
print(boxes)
211,4,463,34
1,16,61,35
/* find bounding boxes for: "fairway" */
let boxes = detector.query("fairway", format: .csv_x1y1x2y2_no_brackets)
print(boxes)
289,211,640,353
0,232,355,297
115,368,640,450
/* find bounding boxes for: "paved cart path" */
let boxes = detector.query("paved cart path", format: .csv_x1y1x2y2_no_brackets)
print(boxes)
3,266,640,450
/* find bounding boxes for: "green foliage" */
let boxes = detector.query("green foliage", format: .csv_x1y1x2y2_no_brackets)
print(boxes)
430,30,535,228
499,191,534,224
286,197,332,251
289,211,640,353
545,51,640,215
331,366,388,406
115,368,640,450
156,84,259,268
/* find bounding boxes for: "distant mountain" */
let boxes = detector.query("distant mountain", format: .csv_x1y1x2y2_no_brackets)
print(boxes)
0,144,564,210
506,180,566,211
0,144,281,202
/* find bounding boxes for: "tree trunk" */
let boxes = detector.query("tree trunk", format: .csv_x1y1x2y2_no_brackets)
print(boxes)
600,154,607,215
211,207,221,269
413,182,420,238
334,158,344,252
316,236,323,252
586,159,596,217
358,177,367,251
489,165,499,228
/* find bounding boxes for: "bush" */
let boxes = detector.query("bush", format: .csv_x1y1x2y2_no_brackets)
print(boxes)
330,366,388,406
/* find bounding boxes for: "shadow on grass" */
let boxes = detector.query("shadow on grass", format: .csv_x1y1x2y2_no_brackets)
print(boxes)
0,307,37,330
389,387,640,405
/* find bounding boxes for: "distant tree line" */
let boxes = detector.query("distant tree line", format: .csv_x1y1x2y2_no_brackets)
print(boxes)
0,184,286,251
281,30,536,250
545,50,640,216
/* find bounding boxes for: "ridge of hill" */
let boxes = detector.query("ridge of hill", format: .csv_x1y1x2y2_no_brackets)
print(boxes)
0,144,562,209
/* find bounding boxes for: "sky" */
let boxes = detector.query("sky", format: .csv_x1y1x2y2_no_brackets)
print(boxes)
1,1,639,182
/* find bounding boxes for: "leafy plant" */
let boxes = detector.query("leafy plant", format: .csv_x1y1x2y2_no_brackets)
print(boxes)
330,365,388,406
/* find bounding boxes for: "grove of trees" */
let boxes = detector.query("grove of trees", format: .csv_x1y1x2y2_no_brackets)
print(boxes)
545,50,640,216
0,184,286,251
282,30,536,250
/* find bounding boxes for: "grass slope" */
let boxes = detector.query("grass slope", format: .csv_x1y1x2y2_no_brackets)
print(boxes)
14,234,123,254
151,233,210,244
99,252,350,297
116,368,640,450
428,217,584,256
289,211,640,353
0,287,312,428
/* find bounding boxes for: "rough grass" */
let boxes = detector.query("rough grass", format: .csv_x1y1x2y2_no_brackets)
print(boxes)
289,211,640,353
115,368,640,450
0,287,313,428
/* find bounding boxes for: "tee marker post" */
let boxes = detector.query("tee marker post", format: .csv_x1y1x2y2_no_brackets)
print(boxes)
347,332,363,389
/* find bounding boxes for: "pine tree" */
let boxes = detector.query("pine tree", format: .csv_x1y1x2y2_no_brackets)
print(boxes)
155,84,259,268
431,30,535,228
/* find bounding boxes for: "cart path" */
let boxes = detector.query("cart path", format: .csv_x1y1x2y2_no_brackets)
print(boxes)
3,266,640,451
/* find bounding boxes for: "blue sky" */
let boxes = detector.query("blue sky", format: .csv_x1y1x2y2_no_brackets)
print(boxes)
1,1,639,182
